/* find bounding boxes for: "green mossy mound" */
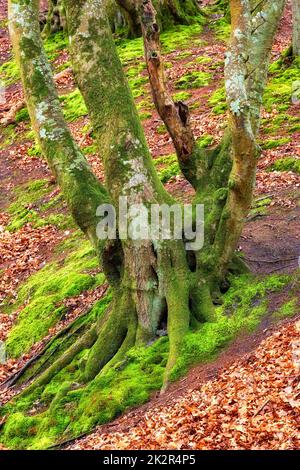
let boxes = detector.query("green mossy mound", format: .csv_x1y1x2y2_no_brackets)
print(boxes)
6,179,71,232
5,239,105,358
175,71,211,89
269,157,300,175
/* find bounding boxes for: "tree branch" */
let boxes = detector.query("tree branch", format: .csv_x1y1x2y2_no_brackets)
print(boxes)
213,0,258,277
8,0,108,254
247,0,286,133
139,0,199,189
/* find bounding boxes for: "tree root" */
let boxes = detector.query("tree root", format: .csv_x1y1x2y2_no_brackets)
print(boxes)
83,293,136,382
2,305,96,390
20,325,98,397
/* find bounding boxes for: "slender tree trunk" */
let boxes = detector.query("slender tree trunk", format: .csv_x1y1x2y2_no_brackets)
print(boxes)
292,0,300,56
7,0,285,400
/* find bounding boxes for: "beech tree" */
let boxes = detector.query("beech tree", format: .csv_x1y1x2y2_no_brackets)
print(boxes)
7,0,285,395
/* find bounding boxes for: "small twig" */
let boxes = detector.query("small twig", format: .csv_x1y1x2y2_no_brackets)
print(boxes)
253,398,270,417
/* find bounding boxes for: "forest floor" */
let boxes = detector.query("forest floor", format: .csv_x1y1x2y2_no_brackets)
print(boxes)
0,0,299,450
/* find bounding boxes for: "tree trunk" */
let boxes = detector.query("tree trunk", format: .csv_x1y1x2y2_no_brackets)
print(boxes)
6,0,285,411
42,0,66,37
116,0,201,37
292,0,300,56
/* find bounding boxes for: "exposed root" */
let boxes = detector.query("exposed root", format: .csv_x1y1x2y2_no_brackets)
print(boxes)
20,325,98,397
83,293,136,382
1,306,97,390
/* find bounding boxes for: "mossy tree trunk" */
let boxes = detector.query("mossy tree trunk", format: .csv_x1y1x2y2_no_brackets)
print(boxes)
42,0,66,37
7,0,285,396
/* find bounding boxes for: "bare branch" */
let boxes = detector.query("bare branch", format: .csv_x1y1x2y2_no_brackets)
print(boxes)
139,0,199,188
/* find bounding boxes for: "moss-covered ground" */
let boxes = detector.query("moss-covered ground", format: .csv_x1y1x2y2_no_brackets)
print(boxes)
1,269,298,449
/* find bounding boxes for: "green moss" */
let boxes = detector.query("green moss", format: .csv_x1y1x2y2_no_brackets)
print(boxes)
154,154,180,183
272,298,298,320
269,157,300,175
126,63,146,77
2,271,297,450
262,113,299,135
212,17,231,41
82,144,98,155
171,273,296,379
197,134,214,148
6,179,51,232
136,98,153,111
208,86,227,114
2,412,39,449
175,71,211,89
0,125,20,150
248,197,272,218
27,143,42,158
172,91,192,101
5,239,105,358
127,74,148,98
194,55,212,65
263,59,300,112
0,18,7,28
15,107,30,123
116,37,144,66
160,22,204,54
115,19,205,66
139,111,152,120
173,51,193,61
157,123,167,134
261,137,291,150
0,32,68,87
44,31,68,61
5,179,71,233
59,89,88,122
186,55,214,68
0,60,20,86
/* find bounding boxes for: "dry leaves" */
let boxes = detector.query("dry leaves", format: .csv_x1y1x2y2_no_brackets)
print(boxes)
70,319,300,451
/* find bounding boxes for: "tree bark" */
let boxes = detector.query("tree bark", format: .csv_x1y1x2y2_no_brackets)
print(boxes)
292,0,300,56
42,0,66,37
116,0,201,37
0,67,72,127
7,0,284,401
